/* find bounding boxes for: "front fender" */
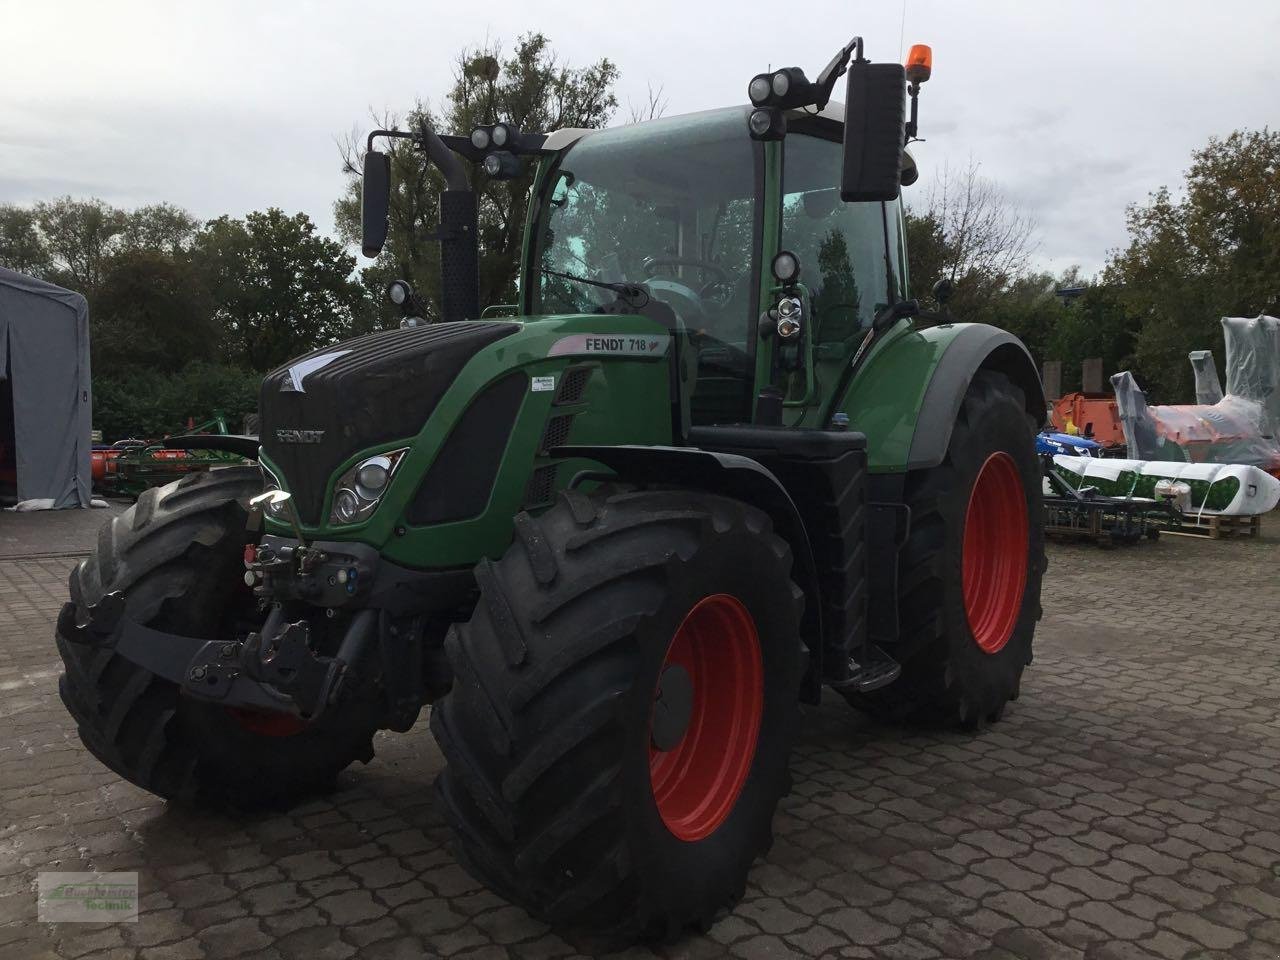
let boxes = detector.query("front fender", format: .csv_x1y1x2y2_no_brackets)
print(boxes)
834,322,1044,472
555,443,825,703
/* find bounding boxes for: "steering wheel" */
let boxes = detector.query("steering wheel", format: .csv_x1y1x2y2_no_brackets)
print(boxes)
643,277,707,326
642,258,742,309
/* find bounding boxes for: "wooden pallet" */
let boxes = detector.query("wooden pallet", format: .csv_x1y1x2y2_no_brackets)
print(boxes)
1163,513,1262,540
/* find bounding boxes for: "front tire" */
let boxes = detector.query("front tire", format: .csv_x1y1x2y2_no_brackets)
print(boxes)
55,467,384,809
848,370,1045,727
431,488,804,939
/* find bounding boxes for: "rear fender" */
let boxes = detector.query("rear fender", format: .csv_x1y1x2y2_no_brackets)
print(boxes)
906,328,1044,470
835,322,1044,472
556,444,825,703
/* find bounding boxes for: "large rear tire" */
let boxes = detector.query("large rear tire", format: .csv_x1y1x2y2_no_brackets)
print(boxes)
55,467,384,809
431,488,804,939
847,370,1045,727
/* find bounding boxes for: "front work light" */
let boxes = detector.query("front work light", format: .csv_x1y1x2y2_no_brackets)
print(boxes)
771,250,801,284
387,279,412,306
748,75,772,105
747,67,814,110
748,108,786,141
482,151,522,179
470,127,491,150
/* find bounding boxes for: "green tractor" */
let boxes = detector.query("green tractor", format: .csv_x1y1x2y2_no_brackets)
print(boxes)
57,37,1044,939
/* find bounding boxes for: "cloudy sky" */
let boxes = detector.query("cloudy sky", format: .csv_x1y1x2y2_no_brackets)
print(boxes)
3,0,1277,276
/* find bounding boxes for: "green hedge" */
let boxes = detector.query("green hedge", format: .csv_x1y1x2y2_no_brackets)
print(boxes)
93,363,261,442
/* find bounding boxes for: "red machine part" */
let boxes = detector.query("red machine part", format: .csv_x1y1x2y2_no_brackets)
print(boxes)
1050,393,1126,449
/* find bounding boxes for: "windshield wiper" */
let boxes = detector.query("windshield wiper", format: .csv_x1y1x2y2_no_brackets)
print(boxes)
542,268,650,308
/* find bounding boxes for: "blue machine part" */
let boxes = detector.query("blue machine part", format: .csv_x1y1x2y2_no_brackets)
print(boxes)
1037,431,1102,458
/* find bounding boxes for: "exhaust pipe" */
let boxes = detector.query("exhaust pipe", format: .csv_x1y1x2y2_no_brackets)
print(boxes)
362,123,480,323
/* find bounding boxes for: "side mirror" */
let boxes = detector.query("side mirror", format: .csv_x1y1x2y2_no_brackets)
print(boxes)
840,61,906,203
361,149,391,258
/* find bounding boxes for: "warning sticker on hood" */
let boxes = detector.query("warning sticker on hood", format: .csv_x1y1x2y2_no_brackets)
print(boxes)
548,334,670,358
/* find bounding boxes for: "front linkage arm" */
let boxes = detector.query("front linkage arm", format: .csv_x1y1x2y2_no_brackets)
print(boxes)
57,593,376,723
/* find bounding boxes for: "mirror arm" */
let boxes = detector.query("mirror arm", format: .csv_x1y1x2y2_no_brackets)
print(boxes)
366,126,471,193
813,35,864,108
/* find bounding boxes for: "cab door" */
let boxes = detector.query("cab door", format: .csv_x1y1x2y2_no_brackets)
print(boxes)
771,120,905,426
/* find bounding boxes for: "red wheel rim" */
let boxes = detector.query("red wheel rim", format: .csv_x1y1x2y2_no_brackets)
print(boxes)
649,594,763,842
225,707,306,737
962,451,1029,654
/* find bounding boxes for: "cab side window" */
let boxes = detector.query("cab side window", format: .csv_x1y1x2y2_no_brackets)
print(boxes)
782,133,893,348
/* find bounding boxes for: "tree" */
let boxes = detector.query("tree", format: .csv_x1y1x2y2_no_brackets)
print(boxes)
121,203,201,256
3,198,203,292
905,159,1037,318
903,207,949,301
34,197,129,292
194,208,376,371
0,204,52,277
627,84,668,124
93,362,261,441
1044,283,1136,394
91,249,220,374
1106,129,1280,401
335,33,619,316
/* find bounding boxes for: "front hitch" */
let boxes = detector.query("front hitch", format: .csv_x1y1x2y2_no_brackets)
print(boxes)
57,594,376,723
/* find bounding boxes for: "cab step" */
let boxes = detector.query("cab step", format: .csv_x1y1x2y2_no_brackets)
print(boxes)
827,644,901,693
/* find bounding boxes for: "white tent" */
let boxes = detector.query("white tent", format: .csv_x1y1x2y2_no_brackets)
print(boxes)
0,267,93,509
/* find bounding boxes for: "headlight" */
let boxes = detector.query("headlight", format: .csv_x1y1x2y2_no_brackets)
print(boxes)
356,457,391,498
329,448,408,526
333,488,362,524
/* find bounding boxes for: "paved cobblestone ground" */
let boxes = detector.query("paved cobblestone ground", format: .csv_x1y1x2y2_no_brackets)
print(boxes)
2,514,1279,959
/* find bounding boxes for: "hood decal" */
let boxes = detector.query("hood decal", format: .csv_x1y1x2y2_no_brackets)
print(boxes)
282,350,351,392
548,334,670,358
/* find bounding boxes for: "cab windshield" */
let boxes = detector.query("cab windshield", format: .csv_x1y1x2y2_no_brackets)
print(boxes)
529,109,762,422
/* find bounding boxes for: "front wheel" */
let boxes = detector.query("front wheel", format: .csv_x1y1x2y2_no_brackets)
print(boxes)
55,468,385,808
847,370,1045,727
431,488,805,939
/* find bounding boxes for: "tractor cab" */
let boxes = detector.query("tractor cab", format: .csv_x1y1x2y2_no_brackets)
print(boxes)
522,104,913,427
361,35,927,431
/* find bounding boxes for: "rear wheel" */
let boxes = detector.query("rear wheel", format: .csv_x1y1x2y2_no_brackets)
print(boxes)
431,488,804,939
55,467,384,808
847,370,1044,726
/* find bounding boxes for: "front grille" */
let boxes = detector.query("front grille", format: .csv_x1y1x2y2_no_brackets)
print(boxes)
524,464,558,508
540,415,574,454
554,365,593,405
259,321,518,523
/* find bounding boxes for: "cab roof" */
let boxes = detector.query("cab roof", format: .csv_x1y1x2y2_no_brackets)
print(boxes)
542,102,917,185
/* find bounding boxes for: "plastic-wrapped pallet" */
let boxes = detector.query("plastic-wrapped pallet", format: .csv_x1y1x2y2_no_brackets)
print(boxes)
1051,455,1280,516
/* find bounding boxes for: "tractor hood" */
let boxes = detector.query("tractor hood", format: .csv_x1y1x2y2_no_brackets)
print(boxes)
260,321,519,524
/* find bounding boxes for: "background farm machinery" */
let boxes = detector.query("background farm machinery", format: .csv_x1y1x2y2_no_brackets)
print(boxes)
91,414,251,498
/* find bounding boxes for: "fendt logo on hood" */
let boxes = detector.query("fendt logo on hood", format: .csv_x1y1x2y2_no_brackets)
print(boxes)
274,429,326,444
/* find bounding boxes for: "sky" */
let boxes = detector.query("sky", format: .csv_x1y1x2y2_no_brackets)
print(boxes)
3,0,1278,278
